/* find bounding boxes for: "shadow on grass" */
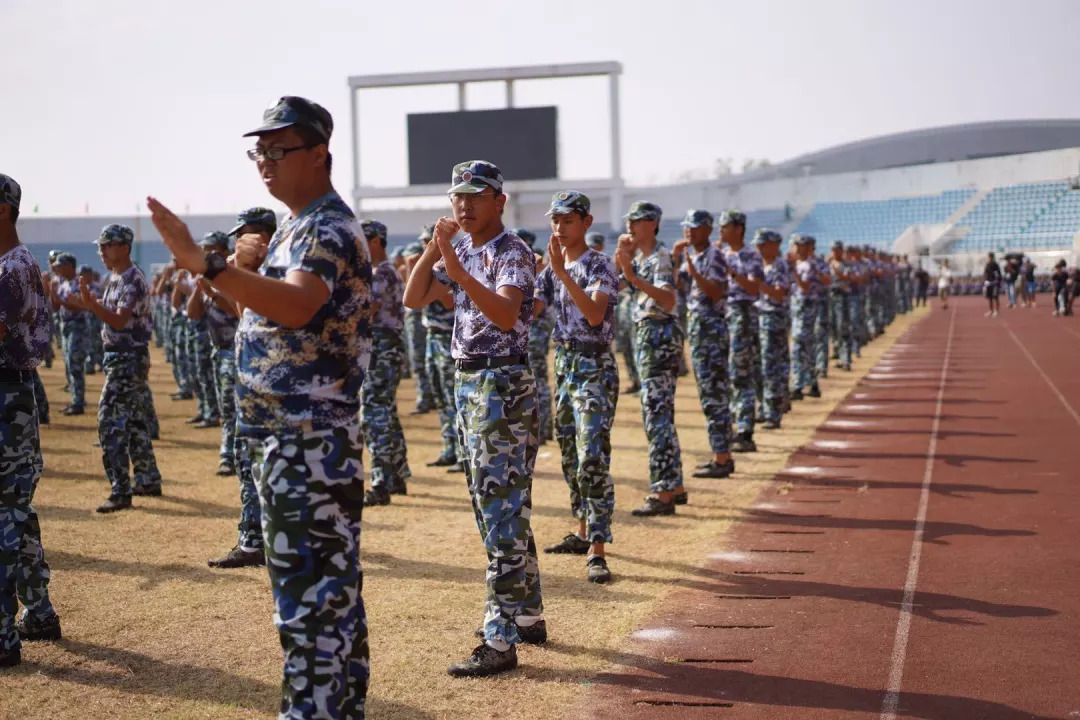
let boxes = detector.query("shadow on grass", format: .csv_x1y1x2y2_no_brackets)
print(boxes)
47,549,261,590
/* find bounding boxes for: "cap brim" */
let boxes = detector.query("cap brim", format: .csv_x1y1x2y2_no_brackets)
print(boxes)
447,182,489,195
242,120,297,138
625,213,658,221
227,222,246,237
680,221,710,228
545,207,574,217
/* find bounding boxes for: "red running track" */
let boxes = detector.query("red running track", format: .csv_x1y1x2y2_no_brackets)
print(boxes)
576,296,1080,720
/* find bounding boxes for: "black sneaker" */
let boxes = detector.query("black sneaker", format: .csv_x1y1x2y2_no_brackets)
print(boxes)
674,492,688,505
133,485,162,497
0,647,20,668
543,534,590,555
389,482,408,496
15,613,62,642
408,405,434,416
427,454,457,467
807,383,821,398
39,415,50,426
215,460,236,477
364,487,390,507
474,620,547,645
446,461,466,474
96,495,132,513
790,388,804,401
61,405,85,416
763,419,781,430
208,545,265,569
194,418,220,429
731,434,757,453
184,415,204,424
841,362,852,371
448,643,518,678
85,368,96,376
631,496,675,517
622,384,640,395
170,392,193,400
587,556,612,584
692,459,735,479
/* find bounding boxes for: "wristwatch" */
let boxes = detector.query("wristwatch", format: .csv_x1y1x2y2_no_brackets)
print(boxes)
203,251,227,281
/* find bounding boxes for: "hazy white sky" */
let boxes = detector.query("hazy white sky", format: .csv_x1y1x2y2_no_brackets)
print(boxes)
4,0,1079,216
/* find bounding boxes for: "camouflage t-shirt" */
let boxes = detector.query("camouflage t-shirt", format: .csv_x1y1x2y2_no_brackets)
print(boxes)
371,260,404,333
0,245,49,371
812,257,830,298
432,231,534,360
630,245,677,323
235,191,372,437
201,290,239,349
101,264,154,351
794,257,824,300
57,277,90,322
756,258,793,314
421,297,454,333
724,245,764,304
829,258,851,294
535,248,617,345
680,244,729,319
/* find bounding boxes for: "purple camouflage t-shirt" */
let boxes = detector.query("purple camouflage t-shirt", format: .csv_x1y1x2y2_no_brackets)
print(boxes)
371,260,405,333
757,257,793,313
0,245,50,371
724,244,764,304
680,244,729,318
535,248,617,345
100,264,154,351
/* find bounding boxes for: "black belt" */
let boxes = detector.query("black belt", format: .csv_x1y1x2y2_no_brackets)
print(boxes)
557,340,610,357
456,354,527,372
0,367,33,384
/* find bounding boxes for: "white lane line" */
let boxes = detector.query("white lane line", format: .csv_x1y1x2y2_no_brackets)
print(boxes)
880,307,956,720
1064,326,1080,342
1004,324,1080,429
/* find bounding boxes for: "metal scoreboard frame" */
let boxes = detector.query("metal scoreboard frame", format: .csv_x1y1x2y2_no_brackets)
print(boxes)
346,62,625,229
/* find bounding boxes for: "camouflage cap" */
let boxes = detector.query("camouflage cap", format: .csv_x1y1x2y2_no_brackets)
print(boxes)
199,231,231,249
752,228,783,246
718,210,747,227
78,264,93,274
0,174,21,212
243,96,333,143
831,240,844,250
680,209,714,229
390,246,405,261
402,241,424,257
448,160,504,195
361,219,388,241
545,190,591,217
624,201,662,222
586,232,606,248
95,223,134,245
514,228,538,248
229,206,278,236
54,252,77,268
791,233,816,246
48,249,62,262
418,223,435,243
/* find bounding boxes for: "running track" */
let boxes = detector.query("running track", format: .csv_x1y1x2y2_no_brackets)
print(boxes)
578,296,1080,719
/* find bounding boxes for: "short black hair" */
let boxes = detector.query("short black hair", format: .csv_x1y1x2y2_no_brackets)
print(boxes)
294,125,332,174
9,206,18,224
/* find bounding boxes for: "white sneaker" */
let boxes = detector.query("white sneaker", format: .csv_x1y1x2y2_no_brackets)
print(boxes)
992,311,998,317
985,311,992,317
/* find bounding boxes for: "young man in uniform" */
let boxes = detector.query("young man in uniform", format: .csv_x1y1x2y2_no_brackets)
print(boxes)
404,160,545,678
984,252,1003,317
361,219,411,507
828,242,855,372
186,255,221,429
615,202,685,517
48,252,90,415
672,210,735,479
790,234,825,400
521,229,555,444
586,232,606,254
535,191,619,583
811,237,831,387
754,230,792,429
0,174,63,668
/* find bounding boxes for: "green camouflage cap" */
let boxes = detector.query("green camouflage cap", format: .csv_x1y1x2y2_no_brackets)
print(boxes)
361,219,388,241
48,249,62,262
54,252,77,268
243,96,333,143
418,223,435,242
78,264,94,274
680,209,714,229
718,210,747,227
791,233,816,246
514,228,537,248
199,231,231,249
752,228,782,246
448,160,504,195
625,201,662,222
546,190,591,217
402,241,424,257
95,223,134,245
229,206,278,236
0,174,21,212
390,246,405,260
586,232,605,248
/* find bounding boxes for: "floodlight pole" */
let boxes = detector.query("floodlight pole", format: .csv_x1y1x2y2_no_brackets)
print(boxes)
350,87,361,214
609,72,623,232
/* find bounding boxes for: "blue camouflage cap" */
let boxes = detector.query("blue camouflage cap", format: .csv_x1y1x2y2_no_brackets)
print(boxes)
752,228,783,246
402,241,424,257
78,264,93,274
718,209,747,227
243,96,333,143
514,228,537,248
418,223,435,242
0,174,21,212
229,206,277,236
361,219,388,241
390,247,405,261
48,249,62,262
199,231,231,249
625,201,662,222
791,233,816,246
546,190,591,217
831,240,844,250
448,160,504,195
54,252,76,268
95,223,134,245
586,232,605,248
680,209,714,229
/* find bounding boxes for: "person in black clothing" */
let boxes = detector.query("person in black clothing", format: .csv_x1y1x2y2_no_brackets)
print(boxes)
1022,259,1037,308
1068,266,1080,316
1051,260,1069,316
913,264,930,307
983,253,1002,317
1003,257,1020,308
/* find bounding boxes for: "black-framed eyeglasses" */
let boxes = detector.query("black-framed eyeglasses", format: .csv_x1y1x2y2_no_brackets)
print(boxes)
246,145,315,162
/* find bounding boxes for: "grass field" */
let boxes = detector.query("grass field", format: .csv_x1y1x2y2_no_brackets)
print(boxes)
0,309,920,720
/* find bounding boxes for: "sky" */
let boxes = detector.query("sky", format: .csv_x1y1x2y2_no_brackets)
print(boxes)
4,0,1080,217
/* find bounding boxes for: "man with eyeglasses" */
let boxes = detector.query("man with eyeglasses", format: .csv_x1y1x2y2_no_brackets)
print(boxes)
149,95,372,719
404,160,545,679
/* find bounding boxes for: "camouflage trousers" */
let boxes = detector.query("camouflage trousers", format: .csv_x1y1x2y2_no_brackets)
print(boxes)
758,311,790,424
213,347,237,464
405,312,435,409
635,319,684,493
0,379,56,653
361,330,409,492
791,297,817,391
170,314,192,395
866,286,882,337
553,346,618,544
233,437,262,550
676,302,689,376
32,370,49,423
425,330,459,461
688,313,731,456
153,304,167,348
62,318,89,409
528,316,554,442
250,423,368,720
99,350,162,497
814,295,831,377
727,302,759,435
187,319,220,421
455,364,544,646
831,292,854,366
615,293,640,390
86,314,104,372
851,289,867,354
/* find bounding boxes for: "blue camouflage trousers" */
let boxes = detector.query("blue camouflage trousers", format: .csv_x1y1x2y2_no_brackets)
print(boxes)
251,423,368,720
213,346,237,464
791,297,817,391
831,292,854,366
615,293,640,390
99,350,162,496
635,319,684,493
758,311,790,424
405,312,435,409
361,330,409,492
553,346,618,544
528,315,554,441
86,315,104,372
170,314,192,395
425,330,459,461
814,295,831,378
62,318,89,409
455,364,544,646
727,302,759,435
187,319,219,421
851,288,867,355
233,437,262,550
0,380,56,653
32,370,48,422
688,313,731,456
